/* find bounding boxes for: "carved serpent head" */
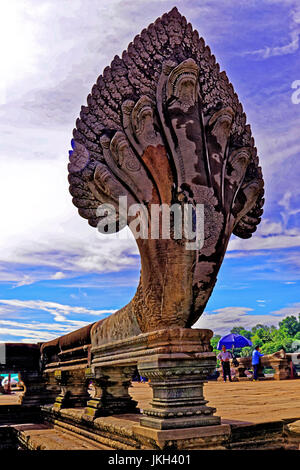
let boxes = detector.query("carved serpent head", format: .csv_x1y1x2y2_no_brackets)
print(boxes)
68,8,264,342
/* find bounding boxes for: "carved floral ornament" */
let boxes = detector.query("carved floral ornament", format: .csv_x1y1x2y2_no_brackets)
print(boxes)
68,8,264,343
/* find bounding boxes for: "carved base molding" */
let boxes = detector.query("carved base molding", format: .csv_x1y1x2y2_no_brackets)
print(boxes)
52,368,90,411
84,366,139,419
138,354,220,429
19,371,56,407
41,328,219,429
89,327,219,429
37,406,288,450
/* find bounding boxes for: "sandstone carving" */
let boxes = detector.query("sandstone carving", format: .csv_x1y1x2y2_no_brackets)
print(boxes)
20,8,265,431
68,7,264,345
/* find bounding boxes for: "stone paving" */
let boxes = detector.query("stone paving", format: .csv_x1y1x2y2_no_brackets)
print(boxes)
1,380,300,424
1,380,300,449
130,380,300,424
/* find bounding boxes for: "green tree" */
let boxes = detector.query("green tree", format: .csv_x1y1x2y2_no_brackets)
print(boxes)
251,324,270,334
294,331,300,341
230,327,252,340
261,337,294,354
210,335,221,353
278,315,300,338
240,346,253,357
251,326,273,347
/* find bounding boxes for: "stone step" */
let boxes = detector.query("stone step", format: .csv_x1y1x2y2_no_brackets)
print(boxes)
12,423,114,450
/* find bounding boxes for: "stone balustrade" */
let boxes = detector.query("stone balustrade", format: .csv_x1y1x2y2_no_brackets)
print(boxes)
0,343,52,406
1,327,220,431
234,350,291,380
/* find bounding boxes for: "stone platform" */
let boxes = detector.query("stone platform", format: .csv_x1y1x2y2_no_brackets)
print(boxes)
0,410,297,450
1,381,300,449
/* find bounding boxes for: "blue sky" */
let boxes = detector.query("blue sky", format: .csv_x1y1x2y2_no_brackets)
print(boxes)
0,0,299,341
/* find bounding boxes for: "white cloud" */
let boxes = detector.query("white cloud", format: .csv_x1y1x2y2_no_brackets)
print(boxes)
244,3,300,58
0,0,298,281
228,230,300,252
194,303,300,335
0,299,116,321
258,219,283,236
0,327,58,343
0,298,117,342
50,272,66,280
247,31,299,58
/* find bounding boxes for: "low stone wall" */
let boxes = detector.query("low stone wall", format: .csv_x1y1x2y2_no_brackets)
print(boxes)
236,350,290,380
42,328,220,431
217,349,292,381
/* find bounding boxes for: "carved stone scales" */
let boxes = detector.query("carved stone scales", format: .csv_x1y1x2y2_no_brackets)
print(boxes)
68,7,264,345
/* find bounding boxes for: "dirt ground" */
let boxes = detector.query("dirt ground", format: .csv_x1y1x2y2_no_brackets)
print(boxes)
1,380,299,424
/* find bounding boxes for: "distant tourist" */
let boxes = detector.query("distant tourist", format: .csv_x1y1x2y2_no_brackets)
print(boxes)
252,346,264,381
217,345,233,382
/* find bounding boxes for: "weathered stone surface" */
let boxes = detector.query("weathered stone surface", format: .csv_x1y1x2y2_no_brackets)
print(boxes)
84,366,139,419
286,420,300,435
66,6,264,345
235,349,290,380
52,368,90,410
138,354,220,429
87,327,220,428
4,8,265,436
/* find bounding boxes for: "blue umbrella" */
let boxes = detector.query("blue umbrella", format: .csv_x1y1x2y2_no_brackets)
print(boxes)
217,334,252,350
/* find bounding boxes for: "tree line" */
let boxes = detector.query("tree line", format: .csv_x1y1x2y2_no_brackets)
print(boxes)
210,314,300,357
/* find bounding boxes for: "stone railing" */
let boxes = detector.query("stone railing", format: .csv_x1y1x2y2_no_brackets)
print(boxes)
0,7,267,439
234,350,291,380
1,327,221,431
41,326,220,430
40,323,95,410
0,342,53,406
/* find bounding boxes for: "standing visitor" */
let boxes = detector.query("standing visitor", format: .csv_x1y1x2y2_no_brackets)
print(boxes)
252,346,264,381
217,345,232,382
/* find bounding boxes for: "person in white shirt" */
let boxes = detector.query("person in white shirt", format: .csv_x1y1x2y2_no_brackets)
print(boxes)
217,345,233,382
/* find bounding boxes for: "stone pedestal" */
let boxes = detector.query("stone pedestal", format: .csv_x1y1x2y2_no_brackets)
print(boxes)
19,370,52,407
272,361,290,380
236,353,290,380
85,366,138,419
42,370,61,405
88,327,219,428
52,368,90,410
138,354,220,430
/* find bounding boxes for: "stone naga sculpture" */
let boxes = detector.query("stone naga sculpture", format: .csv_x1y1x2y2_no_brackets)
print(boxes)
68,7,264,346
